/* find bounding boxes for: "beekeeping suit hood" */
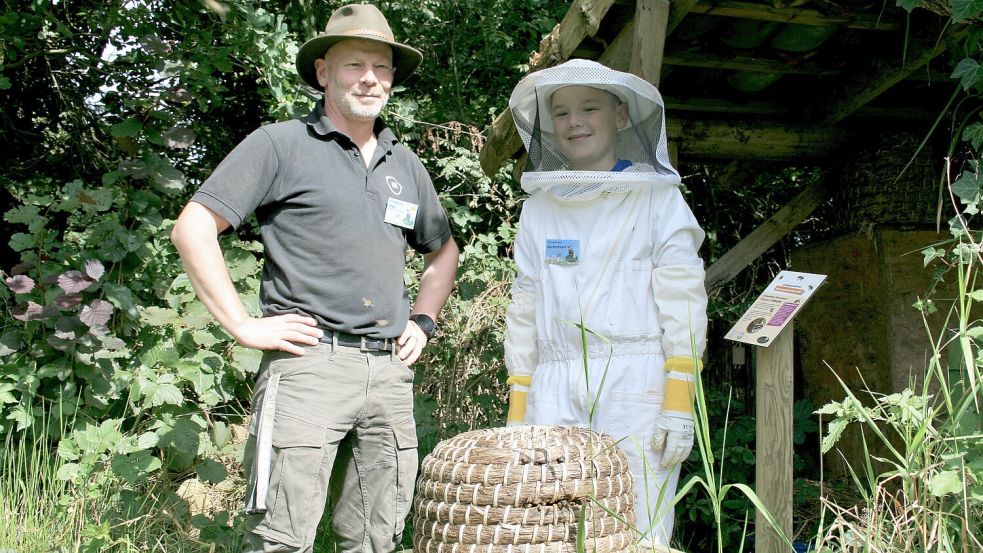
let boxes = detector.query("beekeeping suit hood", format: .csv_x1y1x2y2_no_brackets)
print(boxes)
508,59,680,201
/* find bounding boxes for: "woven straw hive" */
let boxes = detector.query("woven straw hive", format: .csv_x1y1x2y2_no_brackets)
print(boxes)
413,425,638,553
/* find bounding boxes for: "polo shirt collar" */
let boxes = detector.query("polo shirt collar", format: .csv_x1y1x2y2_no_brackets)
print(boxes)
305,98,399,151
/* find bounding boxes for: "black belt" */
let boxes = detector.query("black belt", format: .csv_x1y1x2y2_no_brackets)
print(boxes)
319,329,394,352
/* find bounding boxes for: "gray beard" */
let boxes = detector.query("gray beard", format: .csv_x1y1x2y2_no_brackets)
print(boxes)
336,91,389,121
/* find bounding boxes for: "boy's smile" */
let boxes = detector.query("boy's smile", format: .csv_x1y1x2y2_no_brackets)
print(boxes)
549,85,628,171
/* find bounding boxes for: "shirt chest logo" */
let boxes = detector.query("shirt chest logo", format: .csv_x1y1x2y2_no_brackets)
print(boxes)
386,176,403,195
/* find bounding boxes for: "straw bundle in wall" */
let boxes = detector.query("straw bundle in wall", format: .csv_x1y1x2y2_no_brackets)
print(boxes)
413,425,638,553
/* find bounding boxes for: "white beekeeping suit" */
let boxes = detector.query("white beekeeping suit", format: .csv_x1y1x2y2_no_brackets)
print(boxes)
503,59,708,547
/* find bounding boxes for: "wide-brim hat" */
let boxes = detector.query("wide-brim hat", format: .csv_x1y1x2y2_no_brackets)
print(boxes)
509,59,663,133
296,3,423,88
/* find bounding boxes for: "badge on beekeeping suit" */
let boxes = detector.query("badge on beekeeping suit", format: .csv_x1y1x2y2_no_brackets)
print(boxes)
545,239,580,265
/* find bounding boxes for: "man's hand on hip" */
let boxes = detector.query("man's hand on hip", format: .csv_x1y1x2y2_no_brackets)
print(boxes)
230,314,323,356
396,320,428,365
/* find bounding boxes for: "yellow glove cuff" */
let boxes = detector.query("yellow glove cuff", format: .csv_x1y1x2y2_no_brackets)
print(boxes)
506,375,532,387
664,356,702,375
663,379,695,413
664,356,699,413
507,390,529,423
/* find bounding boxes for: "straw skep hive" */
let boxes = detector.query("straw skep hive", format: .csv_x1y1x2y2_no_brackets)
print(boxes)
413,425,638,553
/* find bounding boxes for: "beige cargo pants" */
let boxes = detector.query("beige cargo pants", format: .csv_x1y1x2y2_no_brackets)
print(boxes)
241,342,418,552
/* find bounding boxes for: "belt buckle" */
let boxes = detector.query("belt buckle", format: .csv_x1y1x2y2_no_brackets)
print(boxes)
359,337,369,352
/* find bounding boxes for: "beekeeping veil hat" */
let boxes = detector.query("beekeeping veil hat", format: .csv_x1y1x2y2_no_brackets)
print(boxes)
508,59,680,200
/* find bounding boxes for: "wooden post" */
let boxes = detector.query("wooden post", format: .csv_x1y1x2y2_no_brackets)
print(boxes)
755,322,794,553
629,0,670,85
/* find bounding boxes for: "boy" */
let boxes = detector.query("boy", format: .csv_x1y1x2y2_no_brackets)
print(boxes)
503,59,708,548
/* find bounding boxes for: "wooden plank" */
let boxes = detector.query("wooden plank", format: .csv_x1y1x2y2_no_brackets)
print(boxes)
667,0,700,34
530,0,619,70
755,322,795,553
597,20,634,71
688,0,901,30
704,178,829,292
630,0,671,85
821,26,967,124
665,96,789,116
664,49,842,76
670,118,849,162
479,110,523,177
481,116,850,177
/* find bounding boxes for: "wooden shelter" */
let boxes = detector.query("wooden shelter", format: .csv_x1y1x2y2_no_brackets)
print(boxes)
480,0,965,176
477,2,976,551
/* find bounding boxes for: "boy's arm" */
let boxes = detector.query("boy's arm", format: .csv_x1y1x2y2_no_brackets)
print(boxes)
650,190,708,467
504,210,540,426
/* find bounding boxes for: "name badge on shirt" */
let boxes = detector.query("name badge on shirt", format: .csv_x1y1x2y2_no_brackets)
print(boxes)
384,197,419,229
545,239,581,265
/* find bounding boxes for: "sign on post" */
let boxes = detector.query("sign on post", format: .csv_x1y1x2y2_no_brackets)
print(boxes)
725,270,826,553
725,270,826,347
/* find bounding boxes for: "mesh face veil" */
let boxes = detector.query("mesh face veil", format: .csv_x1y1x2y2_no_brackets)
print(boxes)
508,59,680,201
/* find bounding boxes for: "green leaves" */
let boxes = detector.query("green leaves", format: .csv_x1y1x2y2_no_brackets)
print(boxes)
195,458,228,484
950,0,983,22
951,57,983,91
953,169,981,200
895,0,921,11
964,122,983,151
110,118,143,138
111,451,162,484
928,469,965,497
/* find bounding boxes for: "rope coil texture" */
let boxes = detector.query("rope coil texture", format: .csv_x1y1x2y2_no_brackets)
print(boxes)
413,425,638,552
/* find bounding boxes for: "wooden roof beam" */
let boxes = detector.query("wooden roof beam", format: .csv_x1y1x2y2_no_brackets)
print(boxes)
670,117,852,161
665,96,790,116
820,25,967,124
706,177,830,293
687,0,901,30
630,0,671,85
529,0,618,70
664,49,843,75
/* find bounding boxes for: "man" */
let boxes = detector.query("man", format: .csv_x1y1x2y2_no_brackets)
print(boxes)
170,4,458,552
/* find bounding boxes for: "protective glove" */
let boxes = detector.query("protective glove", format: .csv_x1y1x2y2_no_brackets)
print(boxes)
651,411,694,468
505,375,532,426
653,356,701,468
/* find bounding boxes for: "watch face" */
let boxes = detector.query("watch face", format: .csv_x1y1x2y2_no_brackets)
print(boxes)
412,315,436,337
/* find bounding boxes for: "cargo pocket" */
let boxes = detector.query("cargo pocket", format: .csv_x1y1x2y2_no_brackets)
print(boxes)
392,417,418,537
256,411,326,547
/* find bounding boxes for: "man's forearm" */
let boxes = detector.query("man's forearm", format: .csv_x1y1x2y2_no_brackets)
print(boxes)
413,237,459,320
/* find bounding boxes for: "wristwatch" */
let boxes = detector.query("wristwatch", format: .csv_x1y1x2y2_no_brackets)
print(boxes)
409,314,438,340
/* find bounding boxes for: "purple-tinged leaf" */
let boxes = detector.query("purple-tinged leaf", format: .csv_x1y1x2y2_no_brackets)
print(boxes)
164,87,191,104
12,301,44,321
38,305,59,320
84,259,105,281
57,270,94,294
99,336,126,350
55,293,83,309
10,262,33,276
79,300,114,327
162,127,196,149
5,274,34,294
88,323,110,336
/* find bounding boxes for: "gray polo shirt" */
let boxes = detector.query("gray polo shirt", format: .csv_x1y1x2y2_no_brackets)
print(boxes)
191,100,452,339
